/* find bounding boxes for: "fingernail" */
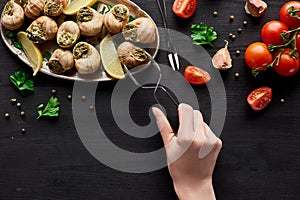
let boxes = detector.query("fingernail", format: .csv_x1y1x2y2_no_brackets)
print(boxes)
152,107,160,116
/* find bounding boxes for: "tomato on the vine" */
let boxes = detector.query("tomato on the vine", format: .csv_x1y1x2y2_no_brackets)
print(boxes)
172,0,197,19
296,33,300,54
279,1,300,29
244,42,273,71
247,87,272,111
184,66,211,85
261,20,289,45
273,48,300,76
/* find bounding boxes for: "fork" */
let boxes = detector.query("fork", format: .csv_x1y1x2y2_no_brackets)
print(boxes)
156,0,180,71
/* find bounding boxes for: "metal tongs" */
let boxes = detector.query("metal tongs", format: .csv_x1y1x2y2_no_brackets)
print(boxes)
156,0,180,71
124,52,179,107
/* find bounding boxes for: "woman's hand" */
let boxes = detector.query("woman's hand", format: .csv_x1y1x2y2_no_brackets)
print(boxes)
152,103,222,200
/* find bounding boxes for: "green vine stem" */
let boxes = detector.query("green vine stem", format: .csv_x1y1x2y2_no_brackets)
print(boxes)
288,6,300,18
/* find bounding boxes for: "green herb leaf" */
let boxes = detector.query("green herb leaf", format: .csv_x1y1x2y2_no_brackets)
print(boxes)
191,23,217,47
100,4,114,14
92,1,99,10
9,71,34,96
37,96,60,119
43,51,52,61
129,15,135,22
4,31,23,50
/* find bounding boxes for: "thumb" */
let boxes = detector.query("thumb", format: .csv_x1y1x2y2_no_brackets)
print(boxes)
152,107,175,146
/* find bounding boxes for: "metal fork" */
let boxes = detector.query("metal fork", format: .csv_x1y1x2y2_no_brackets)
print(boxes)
156,0,180,71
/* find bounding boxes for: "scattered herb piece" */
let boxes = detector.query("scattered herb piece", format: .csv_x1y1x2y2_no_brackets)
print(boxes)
100,4,114,14
92,1,99,10
190,23,218,47
9,71,34,96
37,96,60,119
4,31,23,50
43,51,52,61
129,15,135,22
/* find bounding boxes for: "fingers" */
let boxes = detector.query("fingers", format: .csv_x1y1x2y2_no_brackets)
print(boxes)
198,123,221,159
177,104,195,141
152,107,175,146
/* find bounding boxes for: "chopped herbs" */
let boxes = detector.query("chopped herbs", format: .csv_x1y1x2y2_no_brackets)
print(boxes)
190,23,218,47
37,96,60,119
91,1,99,10
9,71,34,96
43,51,52,61
129,15,135,22
4,31,23,50
100,4,114,14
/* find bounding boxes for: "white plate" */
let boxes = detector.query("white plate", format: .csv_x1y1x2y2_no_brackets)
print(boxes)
0,0,159,82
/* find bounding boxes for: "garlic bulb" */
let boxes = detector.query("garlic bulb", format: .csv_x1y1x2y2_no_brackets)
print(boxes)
212,40,232,70
245,0,267,17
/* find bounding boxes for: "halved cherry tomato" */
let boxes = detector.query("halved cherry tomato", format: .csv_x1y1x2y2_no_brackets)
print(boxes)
172,0,197,19
273,48,300,76
247,87,272,111
184,66,211,85
279,1,300,29
261,20,289,45
244,42,273,71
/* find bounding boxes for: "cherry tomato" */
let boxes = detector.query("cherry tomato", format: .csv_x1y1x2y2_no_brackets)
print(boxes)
279,1,300,29
184,66,211,85
273,48,300,76
296,33,300,54
244,42,273,71
172,0,197,19
247,87,272,111
261,20,289,45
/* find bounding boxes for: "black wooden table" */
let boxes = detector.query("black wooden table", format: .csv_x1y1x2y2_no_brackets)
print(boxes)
0,0,300,199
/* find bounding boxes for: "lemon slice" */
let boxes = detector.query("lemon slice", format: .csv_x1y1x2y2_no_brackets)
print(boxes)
17,31,43,76
63,0,98,15
99,34,125,79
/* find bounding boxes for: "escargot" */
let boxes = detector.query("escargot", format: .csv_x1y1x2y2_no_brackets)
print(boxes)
1,1,25,30
44,0,68,17
123,17,156,44
103,4,129,34
26,16,58,43
117,42,148,68
48,49,74,75
73,42,101,74
76,7,103,36
24,0,45,19
57,21,80,48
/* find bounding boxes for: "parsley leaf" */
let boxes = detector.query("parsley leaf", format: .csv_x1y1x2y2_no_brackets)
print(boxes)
4,31,23,50
37,96,60,119
9,71,34,96
100,4,114,14
191,23,217,47
129,15,135,22
43,51,52,61
92,1,99,10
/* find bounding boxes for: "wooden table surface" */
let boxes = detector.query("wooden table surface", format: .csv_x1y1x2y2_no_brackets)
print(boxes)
0,0,300,199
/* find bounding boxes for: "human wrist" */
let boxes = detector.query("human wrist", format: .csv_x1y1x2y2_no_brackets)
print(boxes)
174,179,216,200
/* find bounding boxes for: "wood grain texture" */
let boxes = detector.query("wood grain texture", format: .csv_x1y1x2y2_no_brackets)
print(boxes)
0,0,300,199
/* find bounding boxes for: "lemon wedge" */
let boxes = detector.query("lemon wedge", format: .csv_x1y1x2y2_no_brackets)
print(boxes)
63,0,98,15
17,31,43,76
99,34,125,80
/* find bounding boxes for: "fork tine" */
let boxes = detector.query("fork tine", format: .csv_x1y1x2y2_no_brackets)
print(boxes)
168,53,176,71
174,52,180,70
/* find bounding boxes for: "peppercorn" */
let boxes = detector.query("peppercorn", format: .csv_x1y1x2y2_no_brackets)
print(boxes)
231,34,236,40
230,15,234,21
67,95,72,100
243,20,248,26
236,50,241,55
89,105,94,111
10,98,17,104
235,73,240,79
213,11,218,17
20,111,25,117
237,28,242,34
17,103,21,108
21,128,26,134
82,96,87,101
229,33,233,38
51,89,57,95
4,113,10,119
280,98,285,103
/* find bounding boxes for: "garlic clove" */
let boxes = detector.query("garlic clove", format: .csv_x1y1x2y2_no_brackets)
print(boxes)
244,0,267,17
212,40,232,70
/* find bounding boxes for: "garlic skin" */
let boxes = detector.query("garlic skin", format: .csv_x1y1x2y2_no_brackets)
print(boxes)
245,0,267,17
73,42,101,74
117,42,148,68
24,0,45,19
48,49,74,74
212,41,232,70
103,4,129,34
26,16,58,43
123,17,156,44
1,1,25,30
57,21,80,48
